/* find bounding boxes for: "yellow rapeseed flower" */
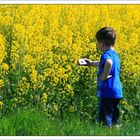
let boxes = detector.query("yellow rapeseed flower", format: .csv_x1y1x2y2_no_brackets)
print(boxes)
1,63,9,71
0,79,4,88
0,5,140,116
0,101,3,110
69,106,75,113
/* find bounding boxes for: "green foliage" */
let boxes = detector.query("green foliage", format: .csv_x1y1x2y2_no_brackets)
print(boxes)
0,109,140,136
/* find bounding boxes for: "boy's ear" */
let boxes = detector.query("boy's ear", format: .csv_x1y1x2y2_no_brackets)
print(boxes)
102,40,107,48
102,41,105,47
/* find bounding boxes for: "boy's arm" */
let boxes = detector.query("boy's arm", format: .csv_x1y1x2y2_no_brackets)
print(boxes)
89,61,100,67
100,59,113,81
84,59,100,67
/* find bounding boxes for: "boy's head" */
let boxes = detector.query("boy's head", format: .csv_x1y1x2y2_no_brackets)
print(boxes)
96,27,116,51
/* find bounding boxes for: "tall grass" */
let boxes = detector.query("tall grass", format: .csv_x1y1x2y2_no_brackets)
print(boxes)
0,109,139,136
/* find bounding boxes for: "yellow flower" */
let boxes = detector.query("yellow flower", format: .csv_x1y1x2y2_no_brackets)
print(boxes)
0,34,6,64
0,80,4,88
52,103,58,112
41,93,48,103
0,5,140,117
65,84,72,92
0,101,3,110
30,69,37,83
1,63,9,71
69,106,75,113
22,77,27,81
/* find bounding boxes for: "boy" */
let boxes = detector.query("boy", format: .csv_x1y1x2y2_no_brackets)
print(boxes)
79,27,123,127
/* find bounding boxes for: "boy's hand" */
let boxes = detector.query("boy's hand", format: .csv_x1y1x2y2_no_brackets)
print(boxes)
99,74,106,81
99,74,112,81
83,58,92,66
78,58,90,66
78,58,99,67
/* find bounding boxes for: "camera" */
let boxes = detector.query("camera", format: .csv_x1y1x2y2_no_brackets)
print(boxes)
78,59,87,65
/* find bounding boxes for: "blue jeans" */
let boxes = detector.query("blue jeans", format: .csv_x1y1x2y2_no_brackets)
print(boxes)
97,98,121,127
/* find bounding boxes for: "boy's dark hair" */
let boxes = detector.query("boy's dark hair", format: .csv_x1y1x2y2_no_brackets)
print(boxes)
96,27,116,46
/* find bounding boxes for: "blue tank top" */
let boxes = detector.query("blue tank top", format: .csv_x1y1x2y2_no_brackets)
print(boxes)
97,49,123,98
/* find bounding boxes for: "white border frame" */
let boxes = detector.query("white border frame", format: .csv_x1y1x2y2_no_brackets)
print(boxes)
0,0,140,4
0,2,140,140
